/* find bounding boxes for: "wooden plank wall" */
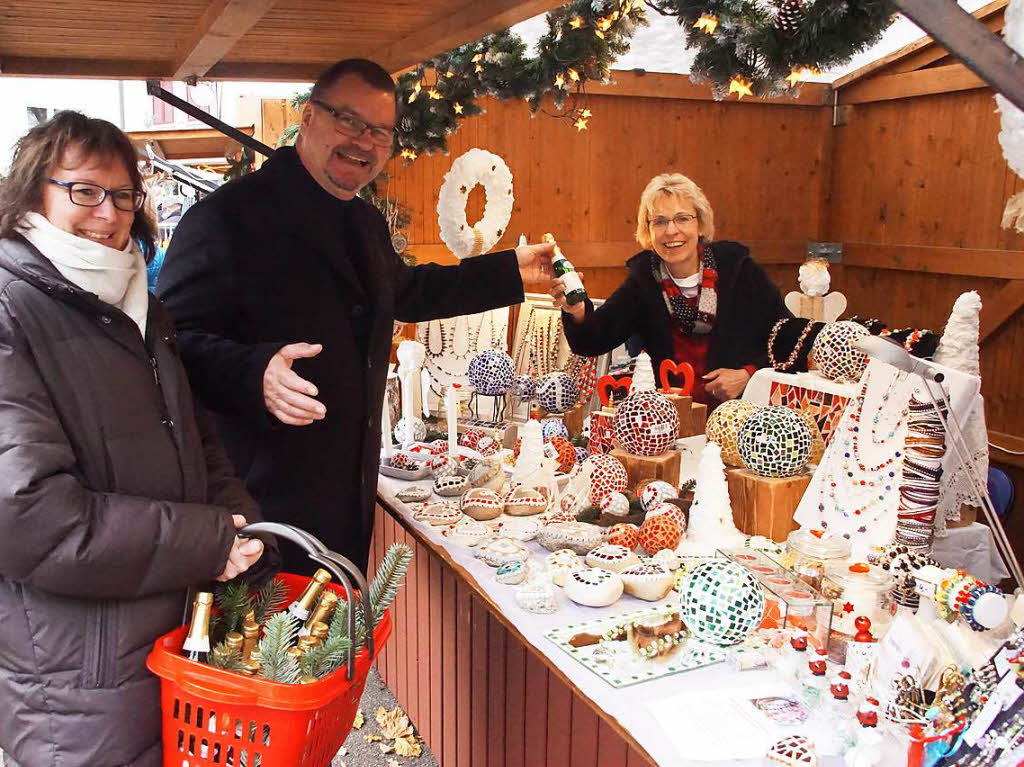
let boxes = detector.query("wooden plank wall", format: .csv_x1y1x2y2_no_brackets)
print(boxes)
368,503,656,767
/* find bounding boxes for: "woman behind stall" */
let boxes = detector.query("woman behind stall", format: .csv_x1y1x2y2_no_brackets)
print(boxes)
0,111,276,767
553,173,791,406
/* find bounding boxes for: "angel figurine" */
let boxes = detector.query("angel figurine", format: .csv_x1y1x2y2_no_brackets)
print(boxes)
785,258,847,323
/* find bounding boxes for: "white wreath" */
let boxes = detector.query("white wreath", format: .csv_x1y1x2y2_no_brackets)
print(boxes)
997,0,1024,231
437,148,514,259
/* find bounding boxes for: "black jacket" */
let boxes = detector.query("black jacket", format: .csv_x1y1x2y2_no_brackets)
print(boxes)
563,242,791,377
0,236,274,767
157,147,525,573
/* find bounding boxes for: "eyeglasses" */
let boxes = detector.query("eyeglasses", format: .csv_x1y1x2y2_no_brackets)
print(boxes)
310,99,394,148
649,213,699,231
48,179,145,212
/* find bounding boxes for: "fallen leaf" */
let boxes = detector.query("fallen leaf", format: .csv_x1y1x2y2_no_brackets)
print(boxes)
352,709,364,730
363,733,383,743
337,746,347,757
388,760,402,767
376,705,414,740
394,735,422,757
379,742,394,754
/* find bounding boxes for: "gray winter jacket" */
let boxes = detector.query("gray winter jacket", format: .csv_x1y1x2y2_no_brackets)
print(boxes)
0,236,275,767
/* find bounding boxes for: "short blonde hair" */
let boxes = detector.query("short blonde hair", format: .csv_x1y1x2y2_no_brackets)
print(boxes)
635,173,715,250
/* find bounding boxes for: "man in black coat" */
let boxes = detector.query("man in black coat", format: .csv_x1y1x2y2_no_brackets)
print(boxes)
157,59,553,572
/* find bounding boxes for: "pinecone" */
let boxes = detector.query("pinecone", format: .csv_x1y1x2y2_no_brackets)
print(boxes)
775,0,805,34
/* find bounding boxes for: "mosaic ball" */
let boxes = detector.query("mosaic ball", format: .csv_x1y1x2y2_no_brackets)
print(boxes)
511,374,537,398
393,417,426,444
600,491,631,517
606,523,640,549
679,560,765,646
612,390,679,457
548,436,577,474
541,417,570,441
737,406,812,478
638,514,681,554
579,453,628,504
647,502,687,534
810,320,869,382
705,399,761,467
476,435,500,457
574,446,589,464
467,350,515,396
460,428,487,449
536,372,579,415
640,480,678,512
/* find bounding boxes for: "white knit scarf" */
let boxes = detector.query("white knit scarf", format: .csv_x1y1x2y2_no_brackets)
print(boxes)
19,211,149,337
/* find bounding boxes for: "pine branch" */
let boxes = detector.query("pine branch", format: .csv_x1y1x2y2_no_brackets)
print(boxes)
207,641,244,673
212,581,251,641
299,635,353,678
251,577,288,624
370,544,413,628
257,612,301,684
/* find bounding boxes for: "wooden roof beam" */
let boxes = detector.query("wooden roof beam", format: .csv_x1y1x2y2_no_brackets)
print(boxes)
172,0,279,82
378,0,568,74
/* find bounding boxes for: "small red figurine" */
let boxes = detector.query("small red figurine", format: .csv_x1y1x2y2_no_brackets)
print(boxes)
789,628,809,652
830,670,851,700
854,616,874,643
808,648,828,676
856,697,879,727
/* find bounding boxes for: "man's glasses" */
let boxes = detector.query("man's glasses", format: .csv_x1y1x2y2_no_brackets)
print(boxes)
649,213,699,231
310,99,394,148
48,179,146,212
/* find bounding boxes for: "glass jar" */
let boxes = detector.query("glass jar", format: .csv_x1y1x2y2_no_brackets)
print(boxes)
821,562,896,641
784,529,852,591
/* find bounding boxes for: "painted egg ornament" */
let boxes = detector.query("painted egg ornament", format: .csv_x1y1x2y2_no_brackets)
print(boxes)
638,514,681,554
467,349,516,396
612,390,679,457
536,372,579,414
541,417,570,441
579,453,628,504
678,560,766,646
810,320,869,383
606,523,641,549
600,491,631,517
394,417,426,444
705,399,761,467
640,480,678,512
737,406,812,478
548,436,577,474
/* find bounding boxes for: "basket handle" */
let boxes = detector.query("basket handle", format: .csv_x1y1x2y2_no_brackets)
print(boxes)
177,668,260,706
239,522,375,681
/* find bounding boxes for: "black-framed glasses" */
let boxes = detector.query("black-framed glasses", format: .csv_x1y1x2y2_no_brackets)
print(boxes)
649,212,699,231
310,99,394,148
48,179,146,212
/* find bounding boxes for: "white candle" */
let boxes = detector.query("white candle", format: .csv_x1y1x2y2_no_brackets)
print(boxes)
381,386,394,460
420,368,432,419
401,370,415,449
446,385,459,458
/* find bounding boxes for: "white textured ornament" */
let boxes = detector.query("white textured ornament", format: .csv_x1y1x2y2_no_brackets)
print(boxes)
564,568,624,607
537,521,606,554
493,515,542,541
620,561,675,601
514,582,559,614
475,537,531,567
600,491,631,517
395,484,431,503
641,480,678,511
394,417,426,444
652,549,682,571
585,543,641,573
437,148,514,259
996,0,1024,231
630,351,657,393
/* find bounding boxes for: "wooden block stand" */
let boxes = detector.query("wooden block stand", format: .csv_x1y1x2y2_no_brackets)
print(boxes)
726,468,811,542
611,447,681,489
661,393,708,438
537,404,586,437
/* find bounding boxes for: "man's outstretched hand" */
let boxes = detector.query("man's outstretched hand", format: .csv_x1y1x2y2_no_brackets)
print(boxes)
263,343,326,426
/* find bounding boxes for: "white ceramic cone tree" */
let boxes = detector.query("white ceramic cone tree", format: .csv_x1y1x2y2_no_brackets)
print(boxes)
933,291,981,376
679,441,745,554
630,351,657,393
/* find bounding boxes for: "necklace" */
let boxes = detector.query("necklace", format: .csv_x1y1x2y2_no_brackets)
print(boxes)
767,319,815,372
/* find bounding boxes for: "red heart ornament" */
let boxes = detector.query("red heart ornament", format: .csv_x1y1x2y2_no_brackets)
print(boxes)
597,375,633,407
659,359,695,396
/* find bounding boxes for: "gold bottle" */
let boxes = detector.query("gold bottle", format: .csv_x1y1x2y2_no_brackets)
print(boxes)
300,590,338,637
241,659,261,677
287,569,332,622
241,620,260,662
310,621,329,641
224,632,244,655
183,592,214,663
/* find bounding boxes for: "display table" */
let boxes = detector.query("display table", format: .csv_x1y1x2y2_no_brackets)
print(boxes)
370,476,909,766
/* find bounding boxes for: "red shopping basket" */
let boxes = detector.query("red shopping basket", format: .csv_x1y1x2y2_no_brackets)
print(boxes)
147,524,392,767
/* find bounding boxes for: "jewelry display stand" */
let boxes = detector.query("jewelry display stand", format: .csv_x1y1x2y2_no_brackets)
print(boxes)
416,307,510,409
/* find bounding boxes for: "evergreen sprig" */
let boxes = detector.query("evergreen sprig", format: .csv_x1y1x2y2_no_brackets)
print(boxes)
299,635,353,678
251,577,288,624
257,612,301,684
370,544,413,628
208,641,244,672
212,581,251,641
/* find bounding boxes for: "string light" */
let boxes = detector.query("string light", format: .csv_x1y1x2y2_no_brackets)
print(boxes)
407,81,422,103
453,102,464,114
569,16,584,29
554,73,566,89
567,68,580,82
786,66,819,87
573,116,589,132
728,75,754,99
471,53,484,63
400,148,418,161
444,70,454,78
474,63,484,73
580,108,592,118
694,14,719,34
594,29,605,39
428,88,442,100
596,16,613,31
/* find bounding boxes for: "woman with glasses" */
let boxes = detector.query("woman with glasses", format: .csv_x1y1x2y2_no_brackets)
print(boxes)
554,172,791,405
0,111,277,766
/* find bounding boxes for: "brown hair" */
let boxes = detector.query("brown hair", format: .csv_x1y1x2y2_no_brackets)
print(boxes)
0,110,156,259
310,58,395,103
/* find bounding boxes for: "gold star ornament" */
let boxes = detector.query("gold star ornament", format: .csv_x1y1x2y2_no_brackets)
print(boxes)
728,75,754,100
573,117,589,132
453,102,464,114
694,14,718,34
569,16,584,29
786,66,819,87
400,149,417,161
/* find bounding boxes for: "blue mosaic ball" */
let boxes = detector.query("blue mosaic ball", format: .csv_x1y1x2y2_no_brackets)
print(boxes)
541,417,570,441
467,350,515,396
535,372,578,415
511,374,537,398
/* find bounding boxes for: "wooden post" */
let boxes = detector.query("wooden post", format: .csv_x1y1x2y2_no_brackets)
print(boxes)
726,468,812,542
610,447,682,489
661,392,709,438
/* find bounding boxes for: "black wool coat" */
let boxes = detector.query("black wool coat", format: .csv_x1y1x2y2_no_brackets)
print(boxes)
0,237,275,767
157,147,525,573
562,242,792,380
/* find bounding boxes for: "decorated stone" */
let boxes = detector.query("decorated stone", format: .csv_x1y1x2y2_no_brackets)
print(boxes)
613,390,680,456
514,582,559,614
492,516,542,542
461,487,505,521
585,543,641,573
646,502,687,534
511,374,537,398
394,417,426,444
678,560,766,646
427,439,449,455
467,349,515,395
564,568,624,608
638,515,682,554
600,491,631,517
460,428,488,450
606,523,641,549
443,517,492,547
475,537,531,567
495,560,531,585
548,436,577,474
395,484,431,503
537,521,606,554
430,453,461,479
541,417,570,441
620,562,675,601
545,548,584,586
386,452,419,471
578,453,629,504
652,549,682,571
765,734,818,766
504,486,548,516
737,406,812,478
536,371,579,415
705,399,761,467
810,320,869,382
434,473,469,497
640,480,678,512
467,457,504,491
414,502,461,527
476,435,500,457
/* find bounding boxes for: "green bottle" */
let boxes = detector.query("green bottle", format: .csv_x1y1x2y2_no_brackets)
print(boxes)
543,233,587,306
